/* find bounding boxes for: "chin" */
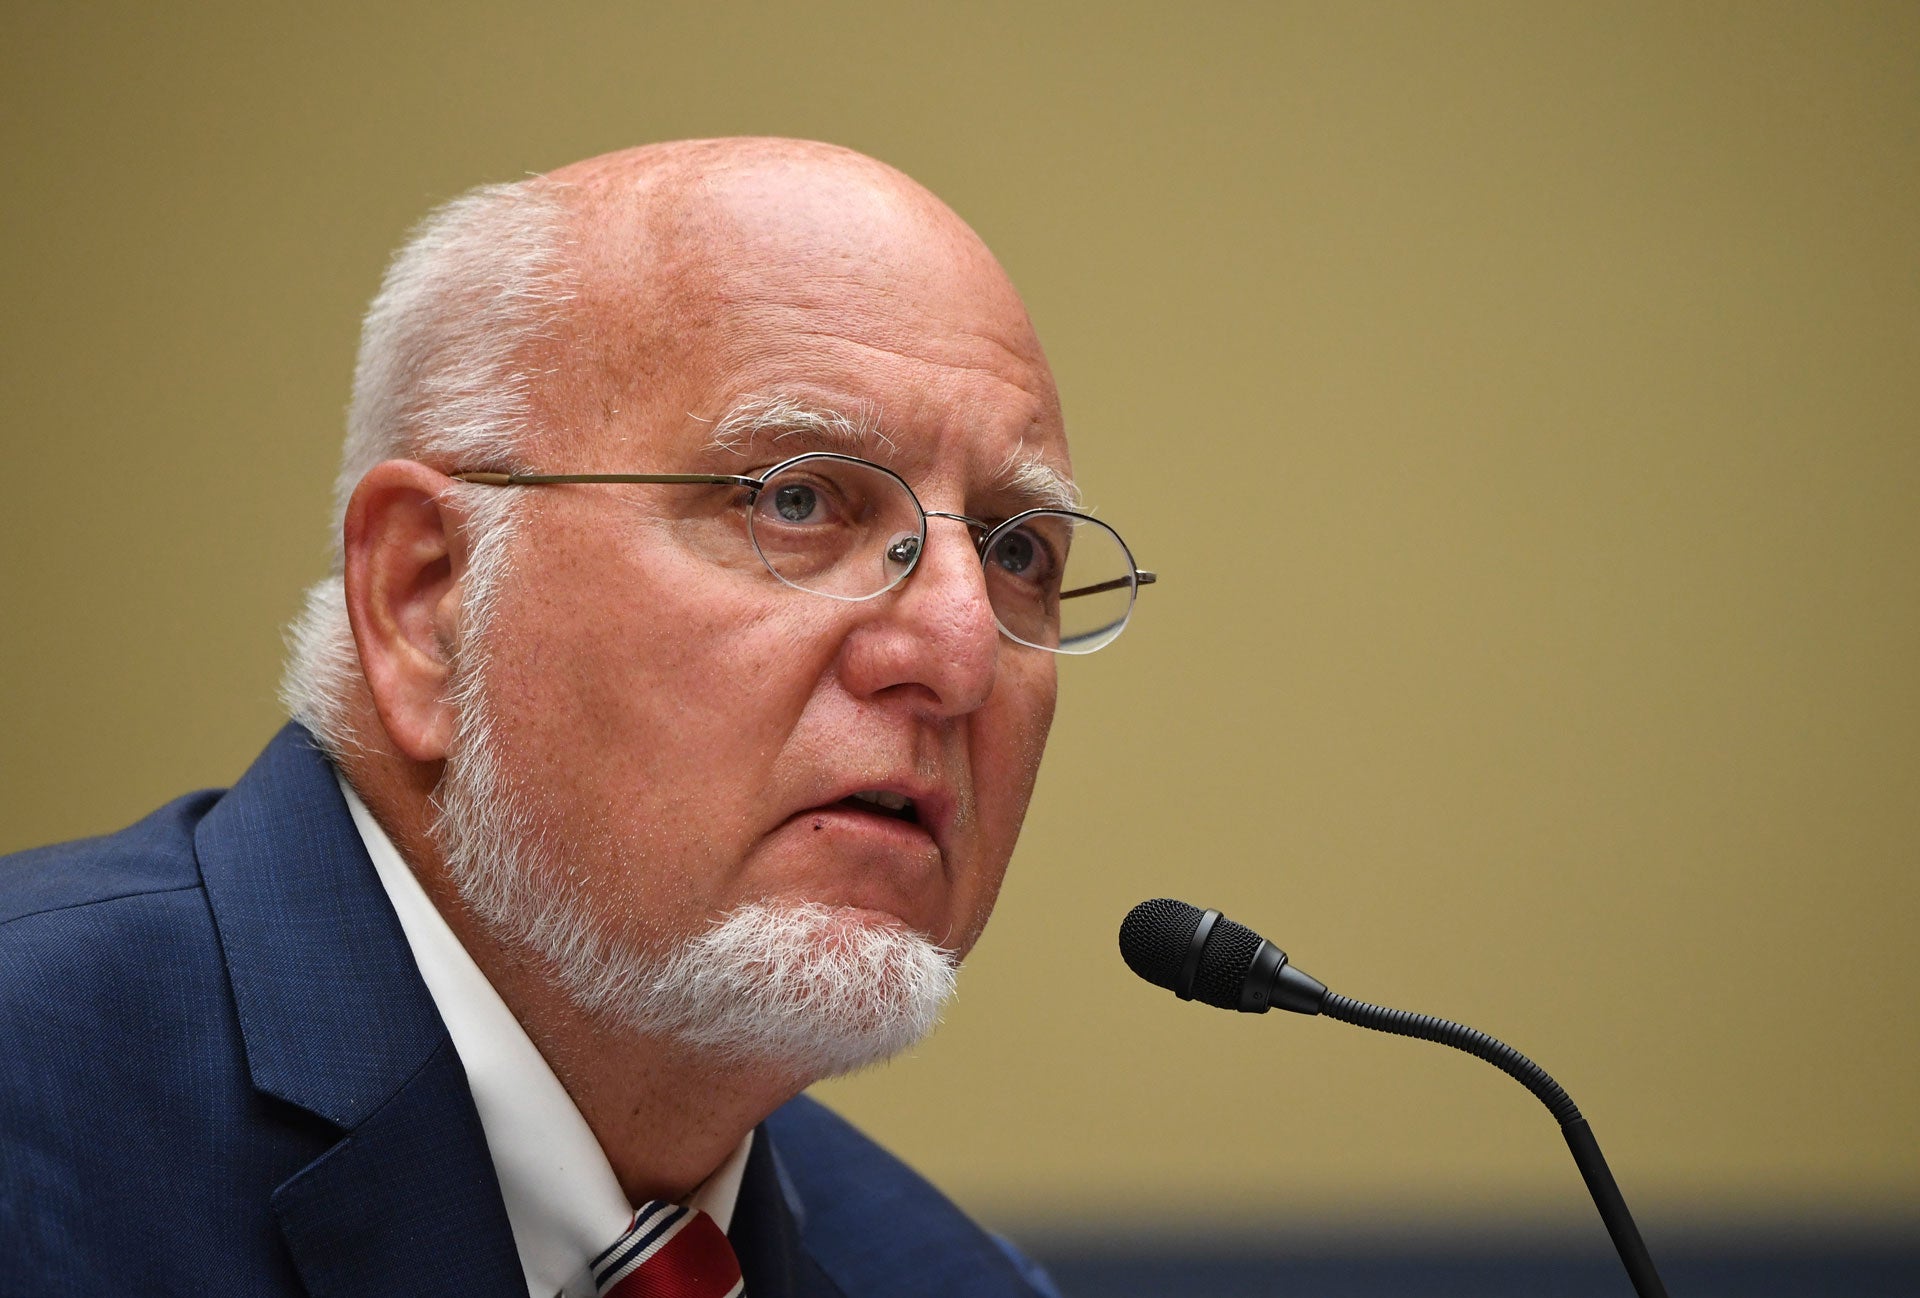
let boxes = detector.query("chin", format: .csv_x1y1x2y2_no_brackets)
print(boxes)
567,900,962,1081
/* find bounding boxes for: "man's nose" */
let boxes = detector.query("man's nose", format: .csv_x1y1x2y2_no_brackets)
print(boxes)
839,516,1002,716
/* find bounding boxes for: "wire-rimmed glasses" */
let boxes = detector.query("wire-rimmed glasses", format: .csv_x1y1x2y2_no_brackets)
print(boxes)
451,451,1155,654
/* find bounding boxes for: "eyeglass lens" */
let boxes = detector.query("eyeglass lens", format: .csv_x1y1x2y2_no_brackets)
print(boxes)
744,454,1138,654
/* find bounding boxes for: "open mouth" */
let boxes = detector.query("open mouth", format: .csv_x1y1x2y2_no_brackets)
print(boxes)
836,790,919,824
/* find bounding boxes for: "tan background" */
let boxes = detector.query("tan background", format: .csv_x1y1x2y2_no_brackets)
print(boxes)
3,1,1915,1244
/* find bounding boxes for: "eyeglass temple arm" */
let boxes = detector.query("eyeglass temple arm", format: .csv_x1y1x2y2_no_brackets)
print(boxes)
451,471,757,487
1060,571,1157,601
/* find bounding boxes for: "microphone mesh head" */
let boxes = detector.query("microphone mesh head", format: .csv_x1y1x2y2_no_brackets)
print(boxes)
1118,898,1202,990
1191,913,1264,1010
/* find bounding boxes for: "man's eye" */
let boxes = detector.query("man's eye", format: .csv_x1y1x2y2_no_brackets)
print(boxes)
988,527,1056,582
773,482,821,522
993,531,1034,573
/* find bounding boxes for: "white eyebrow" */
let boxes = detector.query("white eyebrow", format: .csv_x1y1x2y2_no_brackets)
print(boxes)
703,393,895,458
702,392,1082,512
994,447,1082,513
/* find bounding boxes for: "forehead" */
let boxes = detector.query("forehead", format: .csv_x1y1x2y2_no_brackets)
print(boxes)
548,165,1070,492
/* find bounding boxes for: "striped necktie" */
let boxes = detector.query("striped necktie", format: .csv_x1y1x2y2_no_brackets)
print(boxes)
592,1201,744,1298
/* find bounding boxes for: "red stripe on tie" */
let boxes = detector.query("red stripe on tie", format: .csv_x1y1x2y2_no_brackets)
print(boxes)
601,1208,743,1298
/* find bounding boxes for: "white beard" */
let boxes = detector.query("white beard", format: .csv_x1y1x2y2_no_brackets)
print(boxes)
429,680,958,1081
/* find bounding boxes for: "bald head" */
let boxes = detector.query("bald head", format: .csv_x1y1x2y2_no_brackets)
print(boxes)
522,139,1059,471
545,137,1001,286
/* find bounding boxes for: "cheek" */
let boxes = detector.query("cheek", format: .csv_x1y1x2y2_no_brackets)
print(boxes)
988,661,1058,811
955,663,1057,942
476,545,833,815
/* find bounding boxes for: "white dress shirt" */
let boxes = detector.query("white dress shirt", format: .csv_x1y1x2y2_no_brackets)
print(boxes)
340,777,751,1298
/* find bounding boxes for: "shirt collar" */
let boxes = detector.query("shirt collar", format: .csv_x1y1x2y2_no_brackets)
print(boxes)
339,775,751,1297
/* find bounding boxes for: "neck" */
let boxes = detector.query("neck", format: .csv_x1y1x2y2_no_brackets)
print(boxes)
338,740,806,1204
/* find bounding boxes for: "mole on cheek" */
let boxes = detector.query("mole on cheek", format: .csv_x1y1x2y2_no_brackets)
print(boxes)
812,819,824,831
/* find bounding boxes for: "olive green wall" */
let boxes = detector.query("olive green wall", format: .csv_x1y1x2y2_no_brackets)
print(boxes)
4,1,1915,1241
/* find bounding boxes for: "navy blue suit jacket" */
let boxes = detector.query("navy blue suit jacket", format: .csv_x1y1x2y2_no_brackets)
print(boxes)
0,726,1056,1297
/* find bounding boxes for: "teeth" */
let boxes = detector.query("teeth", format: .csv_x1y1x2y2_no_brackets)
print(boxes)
851,789,911,812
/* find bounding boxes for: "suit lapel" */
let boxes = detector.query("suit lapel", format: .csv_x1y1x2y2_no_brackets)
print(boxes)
198,725,524,1297
271,1037,524,1296
731,1128,846,1298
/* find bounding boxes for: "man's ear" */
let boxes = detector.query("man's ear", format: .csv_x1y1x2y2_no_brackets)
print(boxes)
342,459,472,762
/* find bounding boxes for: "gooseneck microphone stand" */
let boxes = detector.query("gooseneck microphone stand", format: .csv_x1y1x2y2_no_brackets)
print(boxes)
1319,993,1667,1298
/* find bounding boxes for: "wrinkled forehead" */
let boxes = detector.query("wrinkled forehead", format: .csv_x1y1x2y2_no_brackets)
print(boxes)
533,153,1069,491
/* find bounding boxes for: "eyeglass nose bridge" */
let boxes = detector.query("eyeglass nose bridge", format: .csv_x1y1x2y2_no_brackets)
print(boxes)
885,509,991,573
923,509,992,551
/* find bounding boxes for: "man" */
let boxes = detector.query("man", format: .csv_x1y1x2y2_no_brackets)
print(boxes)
0,139,1151,1295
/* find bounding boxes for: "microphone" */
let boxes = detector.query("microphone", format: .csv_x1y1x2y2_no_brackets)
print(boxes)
1118,896,1330,1015
1118,898,1669,1298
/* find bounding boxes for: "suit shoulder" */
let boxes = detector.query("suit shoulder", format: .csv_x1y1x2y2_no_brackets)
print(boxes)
0,788,220,927
0,790,231,1026
765,1094,1060,1297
